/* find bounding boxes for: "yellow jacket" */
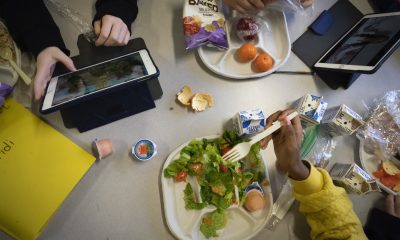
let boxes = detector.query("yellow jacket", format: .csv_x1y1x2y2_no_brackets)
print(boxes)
290,163,368,240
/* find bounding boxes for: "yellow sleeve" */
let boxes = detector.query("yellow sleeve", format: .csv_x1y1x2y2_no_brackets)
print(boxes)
290,162,367,240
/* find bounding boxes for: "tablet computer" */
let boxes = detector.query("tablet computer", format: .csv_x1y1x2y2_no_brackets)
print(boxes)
314,12,400,73
40,49,159,114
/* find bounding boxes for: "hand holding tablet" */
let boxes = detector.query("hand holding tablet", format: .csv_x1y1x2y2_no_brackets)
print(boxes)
40,49,159,114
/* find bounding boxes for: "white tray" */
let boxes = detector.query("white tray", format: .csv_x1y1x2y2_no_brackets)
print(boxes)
359,141,399,195
198,9,290,79
161,135,273,240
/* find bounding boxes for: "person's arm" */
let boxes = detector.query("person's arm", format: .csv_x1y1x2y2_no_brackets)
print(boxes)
263,110,367,240
0,0,75,100
93,0,138,31
0,0,69,57
291,162,368,240
364,195,400,240
93,0,138,46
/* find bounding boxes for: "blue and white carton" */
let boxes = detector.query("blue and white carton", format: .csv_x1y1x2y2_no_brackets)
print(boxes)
233,109,265,136
293,94,328,128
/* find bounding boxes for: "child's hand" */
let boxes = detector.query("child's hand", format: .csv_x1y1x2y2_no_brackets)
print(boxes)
385,195,400,218
94,15,130,47
34,47,76,100
261,109,309,180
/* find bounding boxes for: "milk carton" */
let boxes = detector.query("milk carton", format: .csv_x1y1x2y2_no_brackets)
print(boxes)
321,104,364,136
329,163,380,195
293,94,328,128
233,109,265,136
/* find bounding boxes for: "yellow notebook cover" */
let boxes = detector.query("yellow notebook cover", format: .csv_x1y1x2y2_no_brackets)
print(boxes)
0,98,96,240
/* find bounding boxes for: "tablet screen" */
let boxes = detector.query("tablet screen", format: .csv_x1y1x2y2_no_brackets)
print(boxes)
320,15,400,66
52,51,149,106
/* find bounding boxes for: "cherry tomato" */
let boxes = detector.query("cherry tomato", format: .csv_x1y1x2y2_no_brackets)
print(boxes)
221,146,231,155
219,164,228,173
175,171,188,182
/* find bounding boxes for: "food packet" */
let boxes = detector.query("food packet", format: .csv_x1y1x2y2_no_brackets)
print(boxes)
357,90,400,160
265,0,314,14
183,0,229,50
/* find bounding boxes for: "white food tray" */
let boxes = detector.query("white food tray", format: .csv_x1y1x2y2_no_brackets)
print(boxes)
161,135,273,240
359,141,399,195
198,9,290,79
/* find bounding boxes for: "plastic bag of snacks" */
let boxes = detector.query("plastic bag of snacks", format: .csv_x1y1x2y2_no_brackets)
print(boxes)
357,90,400,160
183,0,229,50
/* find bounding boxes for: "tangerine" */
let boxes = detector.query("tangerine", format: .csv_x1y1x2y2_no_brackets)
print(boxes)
253,52,274,72
236,43,257,63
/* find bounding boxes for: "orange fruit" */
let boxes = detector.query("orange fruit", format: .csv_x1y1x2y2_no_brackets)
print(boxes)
253,52,274,72
236,43,257,63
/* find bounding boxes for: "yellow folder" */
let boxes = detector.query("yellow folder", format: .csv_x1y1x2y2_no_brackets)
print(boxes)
0,98,96,240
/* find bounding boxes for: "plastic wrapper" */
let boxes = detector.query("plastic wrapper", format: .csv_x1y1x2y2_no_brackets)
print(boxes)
183,0,229,50
265,0,314,15
0,82,12,108
265,178,293,231
234,14,270,42
301,126,337,169
44,0,96,43
357,90,400,160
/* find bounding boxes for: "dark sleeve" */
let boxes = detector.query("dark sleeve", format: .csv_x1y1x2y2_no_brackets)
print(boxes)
364,208,400,240
0,0,69,58
93,0,138,32
369,0,400,12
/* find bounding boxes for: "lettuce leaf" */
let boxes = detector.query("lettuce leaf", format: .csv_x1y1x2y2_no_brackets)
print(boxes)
200,210,227,238
184,183,206,210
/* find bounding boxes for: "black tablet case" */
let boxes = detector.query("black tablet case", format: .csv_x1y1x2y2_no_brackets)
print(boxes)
54,37,163,132
292,0,364,89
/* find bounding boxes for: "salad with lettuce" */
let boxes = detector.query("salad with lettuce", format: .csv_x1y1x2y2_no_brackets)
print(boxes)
164,131,266,238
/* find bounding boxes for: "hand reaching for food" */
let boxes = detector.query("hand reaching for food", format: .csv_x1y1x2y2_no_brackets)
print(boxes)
34,47,76,100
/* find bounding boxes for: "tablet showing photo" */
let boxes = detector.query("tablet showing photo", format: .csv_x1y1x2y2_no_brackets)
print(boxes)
314,12,400,73
40,49,159,114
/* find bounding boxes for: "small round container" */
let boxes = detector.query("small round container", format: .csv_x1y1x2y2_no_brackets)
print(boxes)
133,139,157,161
92,138,114,160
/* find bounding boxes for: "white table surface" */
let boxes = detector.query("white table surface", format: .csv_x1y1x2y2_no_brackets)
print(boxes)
2,0,400,239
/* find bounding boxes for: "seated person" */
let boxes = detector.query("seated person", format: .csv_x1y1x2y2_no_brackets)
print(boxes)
262,109,368,239
265,110,400,239
0,0,138,100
